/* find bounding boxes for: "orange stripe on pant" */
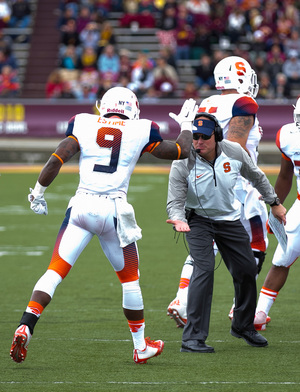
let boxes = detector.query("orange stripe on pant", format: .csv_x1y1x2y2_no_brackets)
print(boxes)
116,243,139,283
47,208,72,279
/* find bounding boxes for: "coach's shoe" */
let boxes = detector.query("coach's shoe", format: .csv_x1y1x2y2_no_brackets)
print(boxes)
133,337,164,364
254,311,271,331
167,298,187,328
230,327,268,347
181,340,215,353
10,325,32,363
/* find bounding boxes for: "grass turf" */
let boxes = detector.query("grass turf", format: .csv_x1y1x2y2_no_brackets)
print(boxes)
1,170,299,391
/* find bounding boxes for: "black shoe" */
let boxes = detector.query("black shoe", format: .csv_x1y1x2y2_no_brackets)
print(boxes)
181,340,215,353
230,327,268,347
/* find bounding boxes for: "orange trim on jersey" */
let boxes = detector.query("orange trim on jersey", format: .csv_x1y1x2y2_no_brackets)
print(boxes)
179,278,190,289
298,192,300,200
52,153,64,164
176,143,181,160
282,152,291,161
116,243,139,283
28,301,44,316
68,135,79,143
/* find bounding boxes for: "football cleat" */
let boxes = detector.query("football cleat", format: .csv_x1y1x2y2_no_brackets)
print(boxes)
229,307,271,328
10,324,32,363
167,298,187,328
133,337,164,364
254,311,271,331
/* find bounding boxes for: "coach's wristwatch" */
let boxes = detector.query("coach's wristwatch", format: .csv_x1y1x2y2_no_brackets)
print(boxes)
270,197,281,207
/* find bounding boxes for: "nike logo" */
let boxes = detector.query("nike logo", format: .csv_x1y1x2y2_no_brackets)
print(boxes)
196,174,204,179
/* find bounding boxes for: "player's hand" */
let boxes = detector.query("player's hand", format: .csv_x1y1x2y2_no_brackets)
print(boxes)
28,188,48,215
166,219,190,232
169,99,199,132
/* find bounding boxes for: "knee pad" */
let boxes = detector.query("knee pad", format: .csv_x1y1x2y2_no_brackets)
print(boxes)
33,270,63,298
122,280,143,310
253,250,266,275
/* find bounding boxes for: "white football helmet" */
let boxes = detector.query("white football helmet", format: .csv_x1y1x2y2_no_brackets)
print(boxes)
96,87,140,120
293,97,300,128
214,56,259,98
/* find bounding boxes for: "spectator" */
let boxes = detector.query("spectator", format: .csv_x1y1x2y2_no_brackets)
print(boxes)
174,21,193,61
8,0,31,28
159,45,177,69
226,6,246,44
137,0,156,28
156,5,177,51
79,21,100,51
59,80,77,99
78,46,98,72
97,44,120,82
58,3,78,29
94,0,111,21
60,18,80,48
256,71,274,100
97,20,116,56
265,43,285,88
75,81,97,101
0,28,13,56
152,56,178,98
0,64,20,97
284,28,300,56
282,49,300,85
182,81,200,100
96,74,114,99
185,0,211,27
76,6,91,33
118,48,132,80
45,69,64,99
189,25,213,59
194,53,215,91
273,72,291,100
128,53,154,98
0,48,18,72
0,0,11,29
59,44,79,70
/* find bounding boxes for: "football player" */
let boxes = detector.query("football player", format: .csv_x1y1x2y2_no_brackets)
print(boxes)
254,98,300,330
10,87,198,364
167,56,270,328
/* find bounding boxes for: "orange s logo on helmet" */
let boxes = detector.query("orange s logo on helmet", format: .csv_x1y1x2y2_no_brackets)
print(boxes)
235,62,246,76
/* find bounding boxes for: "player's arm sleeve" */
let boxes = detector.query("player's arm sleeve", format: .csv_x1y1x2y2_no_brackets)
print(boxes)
232,96,258,117
141,121,163,154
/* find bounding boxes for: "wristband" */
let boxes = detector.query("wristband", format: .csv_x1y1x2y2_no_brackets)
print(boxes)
33,181,47,196
181,121,193,132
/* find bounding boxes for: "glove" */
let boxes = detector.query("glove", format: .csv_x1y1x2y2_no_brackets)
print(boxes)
169,98,199,132
28,188,48,215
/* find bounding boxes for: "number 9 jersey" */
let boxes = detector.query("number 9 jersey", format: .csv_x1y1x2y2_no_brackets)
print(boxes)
66,113,163,195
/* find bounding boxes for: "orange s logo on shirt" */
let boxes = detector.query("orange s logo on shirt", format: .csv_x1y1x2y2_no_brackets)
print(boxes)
223,162,231,173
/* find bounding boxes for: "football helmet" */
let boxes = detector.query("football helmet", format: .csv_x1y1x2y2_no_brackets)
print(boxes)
214,56,259,98
96,87,140,120
293,97,300,128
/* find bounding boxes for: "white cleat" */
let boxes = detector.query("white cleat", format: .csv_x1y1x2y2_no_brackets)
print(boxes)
254,311,271,331
167,298,187,328
133,337,164,364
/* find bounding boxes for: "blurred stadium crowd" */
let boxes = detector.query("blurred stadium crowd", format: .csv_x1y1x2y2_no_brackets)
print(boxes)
1,0,300,101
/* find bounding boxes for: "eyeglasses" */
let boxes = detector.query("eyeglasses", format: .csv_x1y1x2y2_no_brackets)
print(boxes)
193,132,214,141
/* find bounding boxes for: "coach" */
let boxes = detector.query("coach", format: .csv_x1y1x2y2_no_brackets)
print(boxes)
166,113,286,353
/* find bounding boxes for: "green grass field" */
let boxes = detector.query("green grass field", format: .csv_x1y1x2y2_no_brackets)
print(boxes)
1,168,299,391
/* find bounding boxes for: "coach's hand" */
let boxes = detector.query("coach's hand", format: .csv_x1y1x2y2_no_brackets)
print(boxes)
28,188,48,215
166,219,190,232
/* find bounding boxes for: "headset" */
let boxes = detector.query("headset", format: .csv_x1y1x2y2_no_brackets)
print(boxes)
194,112,223,142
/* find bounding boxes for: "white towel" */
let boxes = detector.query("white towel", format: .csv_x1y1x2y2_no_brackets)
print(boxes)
114,197,142,248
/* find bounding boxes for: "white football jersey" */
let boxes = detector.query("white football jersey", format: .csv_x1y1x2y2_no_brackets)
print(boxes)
66,113,162,195
276,122,300,194
199,93,261,164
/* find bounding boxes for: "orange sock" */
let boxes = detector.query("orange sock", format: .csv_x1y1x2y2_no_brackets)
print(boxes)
26,301,44,317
